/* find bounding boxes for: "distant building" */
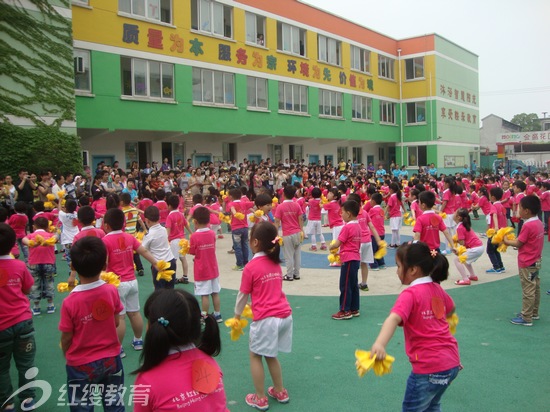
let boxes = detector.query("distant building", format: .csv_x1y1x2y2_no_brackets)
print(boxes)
480,114,521,154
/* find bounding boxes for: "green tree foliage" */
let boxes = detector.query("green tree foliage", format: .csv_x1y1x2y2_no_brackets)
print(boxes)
0,123,82,176
510,113,541,132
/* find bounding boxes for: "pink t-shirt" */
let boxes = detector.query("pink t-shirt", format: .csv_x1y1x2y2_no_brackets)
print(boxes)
470,191,479,205
239,254,292,322
58,281,123,366
296,197,306,214
26,230,56,265
502,189,512,209
133,347,228,412
387,193,402,218
357,210,372,243
92,198,107,216
391,278,460,374
0,256,33,330
189,229,219,281
166,210,187,241
188,204,203,221
8,213,27,239
540,190,550,212
154,201,169,225
323,201,343,228
207,203,221,225
441,189,456,214
274,200,301,236
338,221,361,262
456,222,482,248
410,200,423,219
489,202,507,229
368,205,385,236
138,198,154,213
228,200,254,230
32,211,54,223
307,198,322,221
477,196,491,215
73,226,106,244
102,231,141,282
517,217,544,267
413,211,446,250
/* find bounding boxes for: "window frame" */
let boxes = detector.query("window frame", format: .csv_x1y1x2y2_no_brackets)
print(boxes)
350,45,370,74
74,49,92,93
318,89,343,119
405,57,424,80
408,145,427,166
191,0,233,39
318,35,341,66
379,100,396,124
247,76,268,110
378,55,395,80
351,95,372,121
278,82,308,114
406,101,426,124
192,67,235,107
121,57,175,101
277,22,306,57
245,12,266,47
118,0,172,24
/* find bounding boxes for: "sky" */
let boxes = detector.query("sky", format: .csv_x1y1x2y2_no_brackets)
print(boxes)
304,0,550,123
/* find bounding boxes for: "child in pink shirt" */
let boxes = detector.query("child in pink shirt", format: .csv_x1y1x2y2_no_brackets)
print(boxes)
370,242,460,411
539,182,550,234
385,183,405,248
226,188,254,270
154,189,169,226
413,191,454,253
323,188,344,248
368,193,386,270
59,236,125,410
234,222,292,410
453,208,484,285
166,195,192,285
409,189,423,221
305,188,326,251
22,217,57,315
134,289,227,412
8,201,29,261
0,224,36,411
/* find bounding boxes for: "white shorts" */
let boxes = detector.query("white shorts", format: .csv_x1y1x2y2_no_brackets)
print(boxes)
390,216,402,231
360,242,374,264
306,220,322,235
444,215,456,230
332,225,344,242
485,214,491,225
211,224,221,233
194,277,221,296
118,279,140,315
249,316,293,357
170,239,186,259
462,245,484,265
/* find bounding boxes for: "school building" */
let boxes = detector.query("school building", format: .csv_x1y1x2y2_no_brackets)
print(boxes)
76,0,479,171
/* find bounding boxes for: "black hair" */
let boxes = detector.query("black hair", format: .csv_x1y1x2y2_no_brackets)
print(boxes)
396,241,449,283
254,193,272,208
33,216,49,230
342,200,360,217
33,201,45,213
0,207,8,223
311,187,321,198
455,208,471,231
14,201,27,214
542,182,550,191
329,188,341,201
389,182,402,203
513,180,526,192
167,195,180,210
71,237,107,278
192,194,203,205
134,289,221,374
79,196,90,207
104,208,125,231
371,192,382,205
120,192,132,206
77,205,96,226
144,205,160,222
229,188,242,200
489,187,503,201
0,223,16,254
520,195,541,216
410,189,420,199
192,206,210,225
283,185,297,200
156,189,166,201
105,194,120,210
418,190,436,208
347,193,361,204
250,221,281,264
444,177,457,195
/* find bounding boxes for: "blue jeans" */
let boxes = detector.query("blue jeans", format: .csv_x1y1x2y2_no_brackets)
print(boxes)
29,263,56,303
66,356,124,412
232,227,249,267
370,235,385,268
486,238,503,270
150,258,176,290
339,260,360,312
0,319,36,405
402,366,460,411
16,238,28,262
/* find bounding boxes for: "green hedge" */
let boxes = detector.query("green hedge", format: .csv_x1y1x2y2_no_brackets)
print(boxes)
0,122,82,177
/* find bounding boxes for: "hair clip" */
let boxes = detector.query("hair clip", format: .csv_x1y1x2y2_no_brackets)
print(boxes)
157,317,169,327
271,235,281,244
430,249,438,258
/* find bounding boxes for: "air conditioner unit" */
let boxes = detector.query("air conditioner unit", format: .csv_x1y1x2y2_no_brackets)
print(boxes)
82,150,90,166
74,56,85,74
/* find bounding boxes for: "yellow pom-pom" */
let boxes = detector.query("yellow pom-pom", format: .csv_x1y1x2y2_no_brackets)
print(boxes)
100,272,121,288
234,212,245,220
439,212,447,219
135,231,145,241
178,239,190,255
220,190,226,197
403,212,410,218
248,215,256,223
328,254,337,263
242,304,253,319
458,254,468,264
157,260,171,271
486,228,495,238
497,243,508,253
44,202,54,210
452,234,458,243
254,210,264,218
278,237,283,246
222,195,228,202
272,197,279,204
355,349,395,377
224,317,249,341
156,270,175,282
410,220,416,227
43,237,57,246
374,242,387,260
57,279,78,293
46,193,56,201
321,195,328,204
447,313,459,335
57,190,66,199
456,245,467,256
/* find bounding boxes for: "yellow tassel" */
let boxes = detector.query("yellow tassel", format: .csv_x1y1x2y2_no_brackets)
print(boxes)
486,228,496,238
234,212,245,220
355,349,395,377
57,280,79,293
224,317,249,341
100,272,121,288
242,304,253,319
57,190,66,199
46,194,56,201
178,239,190,255
447,313,459,335
272,197,279,204
439,212,447,219
458,254,468,264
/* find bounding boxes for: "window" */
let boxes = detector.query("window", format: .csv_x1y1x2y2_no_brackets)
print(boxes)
408,145,427,166
352,147,362,164
318,35,341,66
118,0,172,24
352,95,372,121
246,12,266,46
351,45,370,73
378,55,395,80
337,147,348,163
277,22,306,57
405,57,424,80
406,102,426,124
192,68,235,106
378,147,385,161
121,57,174,100
278,82,308,114
319,89,342,118
380,101,396,124
74,49,91,92
191,0,233,38
247,77,268,109
289,144,303,162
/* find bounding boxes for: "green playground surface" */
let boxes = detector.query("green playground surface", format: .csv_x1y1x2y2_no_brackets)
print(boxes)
8,219,550,411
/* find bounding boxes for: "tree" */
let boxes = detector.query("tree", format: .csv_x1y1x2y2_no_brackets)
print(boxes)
510,113,541,132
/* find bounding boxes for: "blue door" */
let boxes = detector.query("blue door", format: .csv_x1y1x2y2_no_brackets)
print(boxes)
324,155,333,166
193,154,212,167
308,155,319,165
248,154,262,164
92,155,115,171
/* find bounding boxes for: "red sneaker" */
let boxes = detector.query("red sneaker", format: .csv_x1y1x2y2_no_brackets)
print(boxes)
351,310,360,317
267,387,289,403
332,310,352,320
245,394,269,410
217,234,224,239
309,245,317,251
469,275,479,281
320,244,327,250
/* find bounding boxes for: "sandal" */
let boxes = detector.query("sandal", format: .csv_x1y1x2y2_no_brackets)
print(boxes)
283,275,294,281
455,279,471,286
